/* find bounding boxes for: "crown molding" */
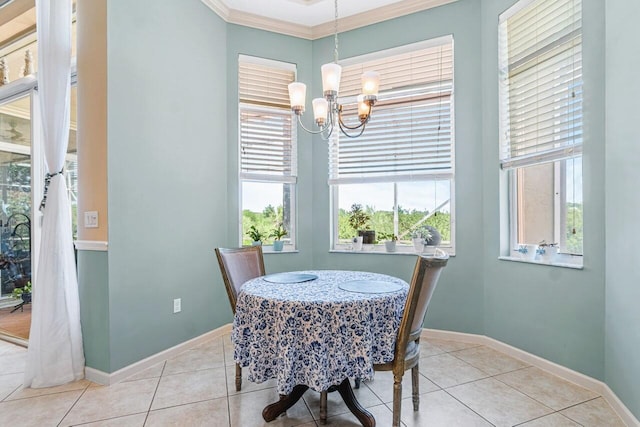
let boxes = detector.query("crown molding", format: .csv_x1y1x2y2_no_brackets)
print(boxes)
201,0,457,40
227,9,314,39
201,0,230,21
311,0,457,38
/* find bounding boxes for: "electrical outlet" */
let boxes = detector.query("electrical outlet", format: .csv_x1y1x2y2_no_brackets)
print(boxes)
84,211,98,228
173,298,181,313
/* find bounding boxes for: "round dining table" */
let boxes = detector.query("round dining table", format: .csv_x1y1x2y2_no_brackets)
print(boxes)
232,270,409,426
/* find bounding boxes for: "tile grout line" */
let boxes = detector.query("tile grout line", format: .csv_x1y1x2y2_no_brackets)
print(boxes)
221,335,233,427
511,410,587,427
142,360,166,426
441,387,497,427
56,381,92,427
491,369,597,417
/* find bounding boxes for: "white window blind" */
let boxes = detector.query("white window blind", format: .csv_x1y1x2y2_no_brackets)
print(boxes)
329,37,454,185
238,56,297,183
239,56,295,109
499,0,582,170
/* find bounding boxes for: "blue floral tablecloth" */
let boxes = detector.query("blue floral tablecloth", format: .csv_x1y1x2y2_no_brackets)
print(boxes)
232,270,409,394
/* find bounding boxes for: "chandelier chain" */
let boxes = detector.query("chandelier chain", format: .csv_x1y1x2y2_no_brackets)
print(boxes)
333,0,339,63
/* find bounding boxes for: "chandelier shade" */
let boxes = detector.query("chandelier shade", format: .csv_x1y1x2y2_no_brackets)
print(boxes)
287,82,306,114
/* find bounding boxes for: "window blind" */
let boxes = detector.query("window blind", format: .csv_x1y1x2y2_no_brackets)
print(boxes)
239,56,296,109
239,56,297,183
240,106,297,183
329,38,454,185
499,0,582,170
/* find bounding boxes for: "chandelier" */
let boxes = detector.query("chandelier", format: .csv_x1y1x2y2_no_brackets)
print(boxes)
287,0,380,139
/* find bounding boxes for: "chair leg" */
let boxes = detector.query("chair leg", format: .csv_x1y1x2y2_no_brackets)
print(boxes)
320,390,328,424
235,363,242,391
392,373,403,427
354,377,361,389
412,364,420,411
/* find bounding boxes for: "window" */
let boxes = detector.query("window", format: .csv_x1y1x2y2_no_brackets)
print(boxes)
0,5,78,301
330,37,455,253
499,0,583,262
238,56,297,249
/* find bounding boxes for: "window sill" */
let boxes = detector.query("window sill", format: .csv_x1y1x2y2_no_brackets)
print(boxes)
331,245,455,256
498,255,583,270
262,248,299,254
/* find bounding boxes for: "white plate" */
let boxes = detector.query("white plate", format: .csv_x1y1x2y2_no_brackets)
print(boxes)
338,280,404,294
263,273,318,284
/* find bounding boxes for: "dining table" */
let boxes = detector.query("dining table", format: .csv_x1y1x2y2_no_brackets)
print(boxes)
232,269,409,426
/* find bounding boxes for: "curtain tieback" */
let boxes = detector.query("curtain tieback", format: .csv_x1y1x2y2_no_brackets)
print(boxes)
39,168,64,211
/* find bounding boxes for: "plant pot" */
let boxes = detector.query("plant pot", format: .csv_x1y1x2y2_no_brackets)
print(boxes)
423,245,437,255
352,236,363,251
384,240,397,252
517,244,537,261
412,237,424,253
539,246,558,262
273,241,284,252
358,230,376,244
21,292,31,304
251,241,262,246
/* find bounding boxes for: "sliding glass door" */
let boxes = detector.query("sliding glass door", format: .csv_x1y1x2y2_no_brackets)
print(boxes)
0,95,33,299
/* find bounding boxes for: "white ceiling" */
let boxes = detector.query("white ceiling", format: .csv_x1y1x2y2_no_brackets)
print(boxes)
220,0,421,27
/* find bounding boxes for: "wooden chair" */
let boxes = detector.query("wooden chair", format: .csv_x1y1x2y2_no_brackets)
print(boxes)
374,253,449,427
215,245,266,391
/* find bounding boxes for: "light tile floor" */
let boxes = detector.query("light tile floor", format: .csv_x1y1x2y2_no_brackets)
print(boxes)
0,336,628,427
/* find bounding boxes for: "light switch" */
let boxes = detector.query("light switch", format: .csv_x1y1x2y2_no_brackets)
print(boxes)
85,211,98,228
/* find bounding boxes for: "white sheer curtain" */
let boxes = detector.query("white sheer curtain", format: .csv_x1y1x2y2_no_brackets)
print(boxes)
24,0,85,388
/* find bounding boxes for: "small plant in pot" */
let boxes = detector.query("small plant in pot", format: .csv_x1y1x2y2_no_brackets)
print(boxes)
411,225,441,254
247,225,265,246
270,223,288,252
379,233,398,253
347,204,371,251
537,240,558,262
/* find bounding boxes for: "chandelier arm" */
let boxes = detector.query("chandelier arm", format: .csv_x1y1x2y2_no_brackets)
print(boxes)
339,121,367,139
296,114,329,135
319,126,334,141
337,104,371,130
338,115,367,130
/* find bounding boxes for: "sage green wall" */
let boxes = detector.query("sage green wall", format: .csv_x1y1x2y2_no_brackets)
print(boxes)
605,0,640,418
78,250,109,372
105,0,229,371
480,0,606,380
225,25,315,274
310,0,485,334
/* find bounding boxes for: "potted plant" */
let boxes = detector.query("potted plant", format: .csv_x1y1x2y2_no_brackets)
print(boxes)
247,225,265,246
412,224,442,254
411,228,430,253
12,281,31,303
537,241,558,262
347,204,371,251
379,233,398,252
270,223,288,252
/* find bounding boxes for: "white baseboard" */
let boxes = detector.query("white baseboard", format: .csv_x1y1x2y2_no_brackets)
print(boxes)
85,324,232,386
422,329,639,427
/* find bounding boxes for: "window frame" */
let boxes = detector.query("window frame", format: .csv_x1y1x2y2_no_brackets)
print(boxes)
499,0,583,267
329,37,456,255
237,55,298,252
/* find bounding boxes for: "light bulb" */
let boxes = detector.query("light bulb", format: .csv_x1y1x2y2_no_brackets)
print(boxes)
312,98,329,126
321,63,342,96
357,95,370,120
288,82,306,114
361,71,380,97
